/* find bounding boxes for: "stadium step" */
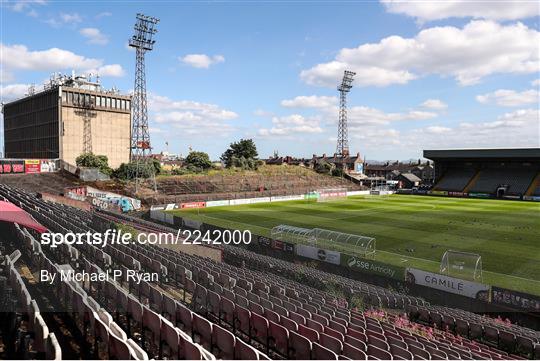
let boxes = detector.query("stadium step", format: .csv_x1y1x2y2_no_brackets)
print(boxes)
463,170,481,193
525,172,540,196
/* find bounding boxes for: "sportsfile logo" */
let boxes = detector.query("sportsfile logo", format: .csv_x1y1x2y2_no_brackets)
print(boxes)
40,228,252,248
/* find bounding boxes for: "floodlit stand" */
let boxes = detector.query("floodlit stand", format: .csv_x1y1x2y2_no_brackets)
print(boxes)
129,13,159,193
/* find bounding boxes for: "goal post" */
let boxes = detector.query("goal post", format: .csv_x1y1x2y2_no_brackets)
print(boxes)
316,187,348,202
440,250,483,282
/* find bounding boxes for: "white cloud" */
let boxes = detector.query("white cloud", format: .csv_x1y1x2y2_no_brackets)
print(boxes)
347,106,437,128
476,89,539,107
301,20,539,87
253,109,274,117
356,108,539,154
424,126,452,134
93,64,125,77
96,11,112,19
281,95,338,108
45,12,82,27
410,108,540,148
0,83,31,103
148,94,238,136
179,54,225,69
421,99,448,110
258,114,323,137
381,0,539,22
79,27,109,45
531,79,540,87
6,0,46,14
1,43,124,79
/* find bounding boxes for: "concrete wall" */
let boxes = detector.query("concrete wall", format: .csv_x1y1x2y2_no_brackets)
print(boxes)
61,106,130,168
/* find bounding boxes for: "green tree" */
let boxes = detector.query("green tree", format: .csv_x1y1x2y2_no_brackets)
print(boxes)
185,151,212,171
113,161,155,180
76,153,112,174
221,139,259,168
151,158,162,175
314,160,332,174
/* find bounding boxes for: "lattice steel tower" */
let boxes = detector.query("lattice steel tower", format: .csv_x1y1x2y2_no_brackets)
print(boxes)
129,13,159,161
336,70,355,157
74,97,97,154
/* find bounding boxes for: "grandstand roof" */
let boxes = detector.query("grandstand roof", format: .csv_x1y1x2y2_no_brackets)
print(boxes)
0,200,48,233
424,148,540,160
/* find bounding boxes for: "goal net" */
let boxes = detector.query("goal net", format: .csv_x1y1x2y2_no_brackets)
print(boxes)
440,250,483,282
316,187,348,202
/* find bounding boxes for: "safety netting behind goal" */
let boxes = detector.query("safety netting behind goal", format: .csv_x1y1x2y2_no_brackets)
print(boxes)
270,224,376,258
316,187,348,202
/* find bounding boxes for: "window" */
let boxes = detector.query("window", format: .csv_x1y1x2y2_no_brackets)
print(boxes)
91,95,96,107
127,100,130,110
85,94,90,106
106,97,111,107
62,92,67,103
96,96,101,107
121,99,126,110
73,93,79,105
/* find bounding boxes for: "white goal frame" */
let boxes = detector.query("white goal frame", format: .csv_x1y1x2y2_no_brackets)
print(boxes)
440,250,483,282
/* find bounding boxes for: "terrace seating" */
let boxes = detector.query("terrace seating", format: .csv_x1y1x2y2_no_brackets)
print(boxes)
468,169,537,195
435,168,477,192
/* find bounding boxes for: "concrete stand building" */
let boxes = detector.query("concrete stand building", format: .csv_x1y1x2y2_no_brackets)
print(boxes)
2,73,131,168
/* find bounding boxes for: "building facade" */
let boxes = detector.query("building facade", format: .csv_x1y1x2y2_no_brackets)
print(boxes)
3,76,131,168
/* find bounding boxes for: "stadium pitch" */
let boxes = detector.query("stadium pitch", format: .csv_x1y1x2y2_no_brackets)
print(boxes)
172,195,540,296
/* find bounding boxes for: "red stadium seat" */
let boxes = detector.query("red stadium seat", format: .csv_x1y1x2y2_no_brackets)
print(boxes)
212,324,235,360
264,308,281,324
269,321,289,357
312,342,339,360
289,331,312,360
280,315,298,332
320,332,343,354
345,335,366,351
251,312,269,349
299,324,319,342
192,312,213,349
343,342,368,360
235,305,251,336
220,297,235,326
367,344,392,360
161,320,180,359
176,302,193,333
185,340,202,360
234,338,259,360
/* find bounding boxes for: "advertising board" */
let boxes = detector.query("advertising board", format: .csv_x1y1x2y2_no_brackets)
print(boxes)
24,159,41,173
296,244,341,265
428,190,448,196
206,200,230,207
405,268,490,300
491,287,540,312
180,202,206,209
0,160,24,174
341,255,404,279
468,193,491,199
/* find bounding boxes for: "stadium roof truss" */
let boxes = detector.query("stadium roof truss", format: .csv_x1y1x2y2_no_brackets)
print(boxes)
271,224,376,257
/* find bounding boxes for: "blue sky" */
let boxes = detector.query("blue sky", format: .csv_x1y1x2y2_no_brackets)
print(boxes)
1,0,539,161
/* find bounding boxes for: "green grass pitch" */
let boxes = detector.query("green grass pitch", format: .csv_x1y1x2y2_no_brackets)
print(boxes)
172,195,540,296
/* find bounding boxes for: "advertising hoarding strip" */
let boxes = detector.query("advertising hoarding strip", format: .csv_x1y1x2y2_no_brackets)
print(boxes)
406,268,490,300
